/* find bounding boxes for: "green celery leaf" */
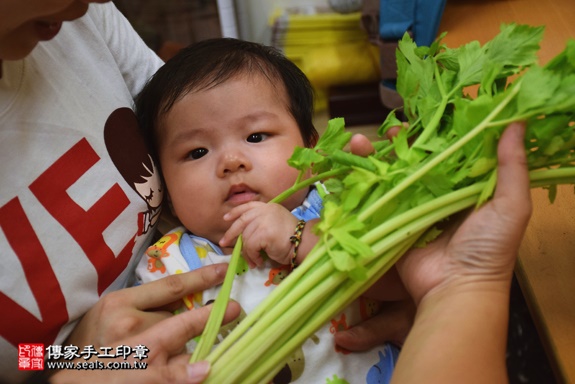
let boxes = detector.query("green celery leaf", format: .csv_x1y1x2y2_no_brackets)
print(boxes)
543,136,565,156
290,117,353,175
323,178,344,194
316,201,342,234
413,226,443,248
529,114,570,141
331,228,374,260
341,168,379,211
287,146,323,171
328,249,356,272
348,265,368,282
477,169,498,206
412,136,449,153
391,127,410,160
517,66,560,114
420,173,455,197
315,117,352,153
456,40,486,86
436,46,460,73
378,110,404,137
457,24,543,88
479,61,505,96
487,23,544,74
547,74,575,111
544,39,575,75
331,150,377,172
546,184,558,203
418,94,444,129
396,33,436,117
468,157,498,178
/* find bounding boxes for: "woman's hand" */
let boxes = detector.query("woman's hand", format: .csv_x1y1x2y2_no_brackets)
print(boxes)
336,123,531,354
390,122,531,383
396,122,532,303
334,298,415,350
67,263,236,349
349,133,375,157
51,301,240,384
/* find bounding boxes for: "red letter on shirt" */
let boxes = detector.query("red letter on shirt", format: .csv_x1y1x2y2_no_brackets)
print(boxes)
0,198,68,346
29,138,135,294
1,139,138,348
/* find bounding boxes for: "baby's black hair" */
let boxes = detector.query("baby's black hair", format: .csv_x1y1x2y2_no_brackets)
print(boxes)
135,38,318,160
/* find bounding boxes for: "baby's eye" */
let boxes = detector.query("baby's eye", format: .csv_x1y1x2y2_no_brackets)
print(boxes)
247,133,268,143
188,148,208,160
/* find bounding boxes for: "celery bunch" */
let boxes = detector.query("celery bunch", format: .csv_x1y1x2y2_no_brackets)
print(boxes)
192,24,575,383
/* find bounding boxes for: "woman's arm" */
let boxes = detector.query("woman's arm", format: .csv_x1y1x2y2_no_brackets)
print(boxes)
392,122,531,383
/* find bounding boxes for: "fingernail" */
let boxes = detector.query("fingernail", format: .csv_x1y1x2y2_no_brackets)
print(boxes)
187,361,210,383
214,263,229,277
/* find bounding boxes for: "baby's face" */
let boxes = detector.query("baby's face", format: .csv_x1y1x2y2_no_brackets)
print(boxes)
158,73,308,245
0,0,107,60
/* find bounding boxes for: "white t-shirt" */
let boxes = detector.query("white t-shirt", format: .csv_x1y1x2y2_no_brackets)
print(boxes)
0,4,163,382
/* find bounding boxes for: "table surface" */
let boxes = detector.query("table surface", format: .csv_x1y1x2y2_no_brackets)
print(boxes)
438,1,575,382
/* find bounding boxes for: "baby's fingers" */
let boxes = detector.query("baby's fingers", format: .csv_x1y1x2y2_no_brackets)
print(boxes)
219,217,246,249
220,203,262,247
238,234,265,268
223,201,264,222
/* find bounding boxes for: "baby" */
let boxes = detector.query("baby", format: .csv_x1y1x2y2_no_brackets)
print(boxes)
135,38,399,384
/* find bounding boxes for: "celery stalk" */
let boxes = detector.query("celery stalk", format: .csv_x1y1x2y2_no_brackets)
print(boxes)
189,236,244,363
187,24,575,383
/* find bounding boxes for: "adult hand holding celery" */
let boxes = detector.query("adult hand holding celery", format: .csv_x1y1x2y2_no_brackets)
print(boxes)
192,23,575,383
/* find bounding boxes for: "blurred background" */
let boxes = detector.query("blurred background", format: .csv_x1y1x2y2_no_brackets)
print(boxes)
114,0,391,132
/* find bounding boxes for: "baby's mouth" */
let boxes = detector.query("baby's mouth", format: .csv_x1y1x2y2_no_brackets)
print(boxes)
226,184,258,205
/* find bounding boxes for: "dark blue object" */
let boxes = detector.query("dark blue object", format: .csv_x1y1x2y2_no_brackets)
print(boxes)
379,0,447,46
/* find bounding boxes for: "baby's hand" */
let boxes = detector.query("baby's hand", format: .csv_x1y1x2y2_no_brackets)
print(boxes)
220,202,298,268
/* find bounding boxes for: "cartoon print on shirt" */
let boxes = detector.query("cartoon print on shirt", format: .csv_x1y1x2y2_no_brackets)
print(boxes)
325,374,350,384
264,264,291,286
104,107,163,236
272,347,306,384
145,232,181,274
359,297,381,320
329,313,352,354
365,345,400,384
271,334,320,384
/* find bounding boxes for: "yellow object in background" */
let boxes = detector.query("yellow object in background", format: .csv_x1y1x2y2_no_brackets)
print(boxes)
298,42,380,111
270,7,380,111
298,41,380,89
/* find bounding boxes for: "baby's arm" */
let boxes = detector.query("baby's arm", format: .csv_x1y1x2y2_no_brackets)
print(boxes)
219,202,318,268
